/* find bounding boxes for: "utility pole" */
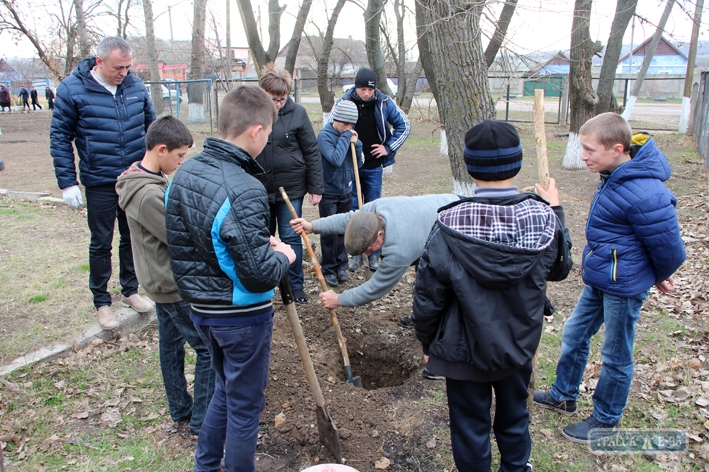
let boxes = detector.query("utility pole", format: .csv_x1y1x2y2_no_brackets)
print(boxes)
168,6,176,60
621,0,676,121
679,0,704,134
627,15,635,75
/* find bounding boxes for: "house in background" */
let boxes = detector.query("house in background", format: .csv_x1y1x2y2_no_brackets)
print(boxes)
617,36,687,75
537,52,571,76
0,59,21,88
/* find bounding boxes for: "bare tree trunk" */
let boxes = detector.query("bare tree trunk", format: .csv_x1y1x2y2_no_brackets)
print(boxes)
562,0,602,170
226,0,232,89
284,0,312,76
484,0,518,68
74,0,90,58
679,0,703,133
364,0,394,97
400,58,422,114
142,0,164,115
596,0,637,114
622,0,675,120
317,0,348,116
189,0,207,119
415,0,495,195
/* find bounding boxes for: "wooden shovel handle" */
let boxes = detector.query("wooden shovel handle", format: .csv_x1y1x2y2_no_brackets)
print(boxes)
278,187,353,369
351,142,364,209
279,276,327,408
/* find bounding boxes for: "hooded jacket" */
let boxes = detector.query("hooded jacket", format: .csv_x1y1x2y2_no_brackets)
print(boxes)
582,137,685,297
255,97,324,204
51,57,156,189
412,193,573,382
165,137,290,316
116,163,180,304
0,86,10,103
317,122,363,195
334,87,411,168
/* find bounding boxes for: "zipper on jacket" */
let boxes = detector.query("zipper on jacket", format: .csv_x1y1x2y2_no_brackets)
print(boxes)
610,248,618,282
582,249,593,275
114,94,127,171
584,161,631,235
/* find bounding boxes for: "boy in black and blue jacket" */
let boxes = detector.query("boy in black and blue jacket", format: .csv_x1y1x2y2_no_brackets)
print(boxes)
412,121,573,471
317,100,363,286
534,112,685,443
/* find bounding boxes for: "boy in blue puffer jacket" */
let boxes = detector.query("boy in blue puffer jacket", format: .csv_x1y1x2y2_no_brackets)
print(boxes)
534,112,686,443
317,100,363,287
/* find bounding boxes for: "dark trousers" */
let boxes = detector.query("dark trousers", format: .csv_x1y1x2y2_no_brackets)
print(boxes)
31,100,42,110
156,301,215,434
318,193,352,276
47,98,54,110
85,184,138,309
446,361,532,472
351,166,382,258
194,316,273,472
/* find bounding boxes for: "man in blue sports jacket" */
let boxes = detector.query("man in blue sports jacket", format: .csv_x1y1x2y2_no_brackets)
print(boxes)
51,36,156,330
335,67,411,271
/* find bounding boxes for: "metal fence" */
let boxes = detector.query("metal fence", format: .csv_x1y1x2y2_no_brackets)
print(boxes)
144,79,215,132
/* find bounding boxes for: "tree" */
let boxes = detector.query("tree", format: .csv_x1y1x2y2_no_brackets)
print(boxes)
484,0,518,68
142,0,163,115
105,0,138,39
314,0,347,116
363,0,394,97
562,0,602,170
595,0,637,114
74,0,90,57
415,0,495,195
189,0,207,119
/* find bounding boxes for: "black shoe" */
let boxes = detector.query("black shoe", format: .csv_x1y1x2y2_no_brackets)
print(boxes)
324,274,339,286
422,368,445,380
561,416,618,444
368,254,379,270
533,390,577,415
292,288,308,304
337,270,349,283
400,315,414,328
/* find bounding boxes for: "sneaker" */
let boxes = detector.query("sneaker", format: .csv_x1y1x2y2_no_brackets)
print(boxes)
122,293,154,313
533,390,577,416
96,306,119,330
292,288,308,304
348,255,362,271
368,254,380,270
400,315,414,328
337,270,349,283
561,416,618,444
422,368,445,380
324,274,339,286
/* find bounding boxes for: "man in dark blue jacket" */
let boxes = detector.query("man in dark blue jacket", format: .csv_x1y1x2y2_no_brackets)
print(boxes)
50,36,156,330
335,67,411,271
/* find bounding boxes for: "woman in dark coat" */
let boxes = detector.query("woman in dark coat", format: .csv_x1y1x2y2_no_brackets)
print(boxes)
45,86,55,110
256,64,324,303
0,85,11,112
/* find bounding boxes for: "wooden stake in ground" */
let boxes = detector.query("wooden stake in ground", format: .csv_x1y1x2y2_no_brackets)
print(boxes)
529,89,551,410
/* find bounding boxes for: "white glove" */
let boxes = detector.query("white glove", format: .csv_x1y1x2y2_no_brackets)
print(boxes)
62,185,83,208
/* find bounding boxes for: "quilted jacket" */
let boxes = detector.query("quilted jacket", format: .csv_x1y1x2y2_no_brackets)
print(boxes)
51,57,156,189
334,87,411,167
582,137,685,297
317,122,363,195
255,97,324,204
165,137,290,310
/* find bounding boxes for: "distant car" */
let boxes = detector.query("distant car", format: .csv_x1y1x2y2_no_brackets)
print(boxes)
342,78,398,95
159,84,182,105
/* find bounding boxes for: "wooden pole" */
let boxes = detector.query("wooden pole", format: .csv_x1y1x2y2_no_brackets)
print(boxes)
529,89,550,410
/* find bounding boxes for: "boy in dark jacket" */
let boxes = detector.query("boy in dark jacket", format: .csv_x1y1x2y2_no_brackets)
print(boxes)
116,116,214,437
317,99,362,286
18,87,30,112
412,121,573,472
165,86,295,472
534,112,686,443
29,85,42,110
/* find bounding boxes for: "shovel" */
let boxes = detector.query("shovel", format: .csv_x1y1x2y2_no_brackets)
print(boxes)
351,142,371,279
279,187,363,388
279,275,342,462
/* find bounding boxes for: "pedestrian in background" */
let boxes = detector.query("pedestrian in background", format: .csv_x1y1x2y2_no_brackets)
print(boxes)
0,85,11,112
45,86,55,110
18,86,30,112
30,85,42,110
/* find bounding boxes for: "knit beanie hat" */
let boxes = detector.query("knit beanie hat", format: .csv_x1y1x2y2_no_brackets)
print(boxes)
354,68,377,89
331,100,359,124
344,212,381,255
463,120,523,181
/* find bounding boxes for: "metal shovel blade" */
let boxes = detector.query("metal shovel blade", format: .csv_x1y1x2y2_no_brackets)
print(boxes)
316,404,341,462
344,365,363,389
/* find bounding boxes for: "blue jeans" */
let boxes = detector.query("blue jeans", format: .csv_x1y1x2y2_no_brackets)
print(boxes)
193,316,273,472
351,167,382,258
85,184,138,308
156,301,215,434
269,199,304,290
550,285,649,424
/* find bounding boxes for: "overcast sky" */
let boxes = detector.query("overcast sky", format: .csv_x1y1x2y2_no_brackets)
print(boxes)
0,0,706,61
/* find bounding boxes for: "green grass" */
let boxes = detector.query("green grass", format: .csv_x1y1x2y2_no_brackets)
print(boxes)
28,295,48,303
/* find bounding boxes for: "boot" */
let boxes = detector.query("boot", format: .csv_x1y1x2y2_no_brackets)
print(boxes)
97,306,119,330
348,255,362,272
